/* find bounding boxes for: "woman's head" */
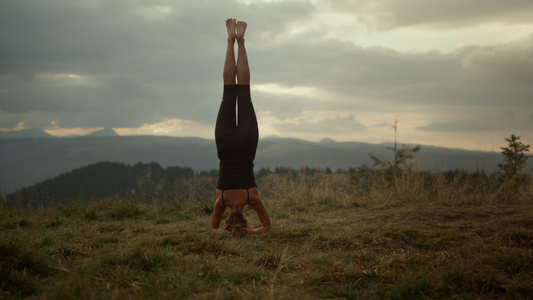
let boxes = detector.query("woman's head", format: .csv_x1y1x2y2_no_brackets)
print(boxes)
226,211,247,238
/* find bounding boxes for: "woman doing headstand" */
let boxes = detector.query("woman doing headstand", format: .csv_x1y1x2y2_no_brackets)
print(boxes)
210,19,272,236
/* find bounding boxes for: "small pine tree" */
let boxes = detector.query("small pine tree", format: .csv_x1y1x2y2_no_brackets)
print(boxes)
369,145,421,170
369,118,421,171
498,134,531,179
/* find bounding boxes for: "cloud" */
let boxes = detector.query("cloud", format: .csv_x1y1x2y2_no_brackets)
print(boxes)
114,118,212,137
323,114,366,131
462,35,533,84
318,0,533,30
0,0,317,127
1,0,532,149
252,34,532,122
274,113,366,134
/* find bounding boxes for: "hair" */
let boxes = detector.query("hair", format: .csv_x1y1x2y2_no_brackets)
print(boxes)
226,211,247,238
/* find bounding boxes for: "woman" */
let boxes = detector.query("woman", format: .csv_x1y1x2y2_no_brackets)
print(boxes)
210,19,272,236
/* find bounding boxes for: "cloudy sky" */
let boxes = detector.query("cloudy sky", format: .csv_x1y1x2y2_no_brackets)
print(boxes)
1,0,532,151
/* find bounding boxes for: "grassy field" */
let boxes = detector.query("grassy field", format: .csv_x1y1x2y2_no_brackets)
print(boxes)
1,171,532,299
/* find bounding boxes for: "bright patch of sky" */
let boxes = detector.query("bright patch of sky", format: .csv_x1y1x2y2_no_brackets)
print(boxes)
114,119,213,138
45,126,103,137
253,84,322,98
342,24,533,53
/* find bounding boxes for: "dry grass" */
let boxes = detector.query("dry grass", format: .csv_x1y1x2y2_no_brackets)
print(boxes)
1,171,532,299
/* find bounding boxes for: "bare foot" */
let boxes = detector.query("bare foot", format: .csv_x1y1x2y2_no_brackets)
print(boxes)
226,18,236,40
236,21,247,41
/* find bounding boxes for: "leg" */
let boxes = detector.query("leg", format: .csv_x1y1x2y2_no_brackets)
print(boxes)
223,19,237,85
235,21,257,141
236,21,250,85
237,85,258,139
215,85,237,149
216,19,239,144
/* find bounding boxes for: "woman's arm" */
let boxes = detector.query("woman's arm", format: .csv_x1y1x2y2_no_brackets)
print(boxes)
248,197,271,234
210,198,227,233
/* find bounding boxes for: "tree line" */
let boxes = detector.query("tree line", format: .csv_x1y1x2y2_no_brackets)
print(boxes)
3,134,530,208
4,162,342,208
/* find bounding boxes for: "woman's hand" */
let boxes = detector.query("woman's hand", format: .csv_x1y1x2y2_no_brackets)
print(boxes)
242,228,255,235
224,224,232,235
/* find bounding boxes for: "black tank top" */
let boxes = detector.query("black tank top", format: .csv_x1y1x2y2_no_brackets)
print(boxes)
221,189,250,207
217,159,257,190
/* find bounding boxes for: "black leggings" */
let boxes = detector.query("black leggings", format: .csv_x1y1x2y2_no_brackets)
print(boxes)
215,85,258,190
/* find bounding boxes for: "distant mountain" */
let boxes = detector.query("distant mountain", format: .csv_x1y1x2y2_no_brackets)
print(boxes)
0,128,56,139
319,138,336,143
0,135,513,194
0,136,217,194
85,127,119,137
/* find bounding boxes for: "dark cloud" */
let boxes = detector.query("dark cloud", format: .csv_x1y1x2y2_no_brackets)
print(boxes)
462,35,533,84
0,1,132,64
0,0,317,130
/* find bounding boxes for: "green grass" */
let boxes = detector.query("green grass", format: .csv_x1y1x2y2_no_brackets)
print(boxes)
1,171,532,299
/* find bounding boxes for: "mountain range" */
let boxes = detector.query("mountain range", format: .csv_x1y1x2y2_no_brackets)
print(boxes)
0,130,510,194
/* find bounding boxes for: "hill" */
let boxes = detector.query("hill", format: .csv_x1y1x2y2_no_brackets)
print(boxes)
7,162,214,208
0,135,507,194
